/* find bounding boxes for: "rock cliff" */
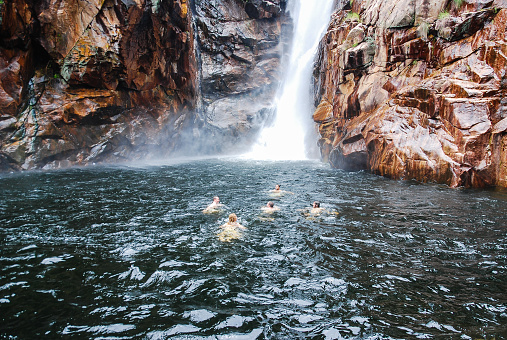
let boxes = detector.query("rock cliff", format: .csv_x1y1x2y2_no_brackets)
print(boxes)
314,0,507,188
195,0,288,153
0,0,287,170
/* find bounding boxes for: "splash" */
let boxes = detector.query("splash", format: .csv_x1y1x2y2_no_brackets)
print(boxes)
244,0,334,160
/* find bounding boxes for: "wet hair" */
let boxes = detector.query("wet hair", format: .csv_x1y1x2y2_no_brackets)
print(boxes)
229,213,237,223
213,196,219,201
313,201,320,208
267,201,274,208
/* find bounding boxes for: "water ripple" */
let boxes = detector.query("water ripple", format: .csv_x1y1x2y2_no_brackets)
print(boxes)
1,160,506,338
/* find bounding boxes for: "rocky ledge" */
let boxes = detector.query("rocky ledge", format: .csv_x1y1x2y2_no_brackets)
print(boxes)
314,0,507,188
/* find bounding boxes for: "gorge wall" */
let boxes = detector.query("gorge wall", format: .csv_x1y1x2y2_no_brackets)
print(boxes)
0,0,287,170
314,0,507,188
195,0,288,154
2,0,506,189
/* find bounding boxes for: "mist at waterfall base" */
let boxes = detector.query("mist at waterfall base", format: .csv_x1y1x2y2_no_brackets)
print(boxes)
244,0,334,161
1,158,507,339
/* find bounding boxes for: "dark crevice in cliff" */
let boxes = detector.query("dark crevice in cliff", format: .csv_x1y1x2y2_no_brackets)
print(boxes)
34,42,52,70
440,46,482,68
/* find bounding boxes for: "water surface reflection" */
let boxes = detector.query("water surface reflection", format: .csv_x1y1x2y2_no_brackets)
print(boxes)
1,159,506,339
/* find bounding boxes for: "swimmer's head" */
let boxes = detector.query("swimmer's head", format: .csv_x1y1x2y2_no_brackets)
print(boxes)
213,196,220,203
267,201,275,208
313,201,320,208
228,213,237,223
275,185,280,190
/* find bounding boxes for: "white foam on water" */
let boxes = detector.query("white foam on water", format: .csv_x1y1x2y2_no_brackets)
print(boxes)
141,270,187,288
127,304,156,320
41,255,72,265
90,306,128,317
297,314,323,324
384,275,411,282
215,315,253,330
146,324,201,339
349,326,361,335
183,279,209,295
233,293,275,305
0,281,29,291
35,289,58,298
183,309,217,323
62,325,90,335
283,324,317,333
215,328,263,340
206,260,224,268
350,316,370,325
284,299,314,307
322,327,343,340
62,323,135,335
321,277,347,287
110,246,139,258
246,254,285,264
284,277,306,287
118,265,145,281
159,260,189,268
18,244,38,252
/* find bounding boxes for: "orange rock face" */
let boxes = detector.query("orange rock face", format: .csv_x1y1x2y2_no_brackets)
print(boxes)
0,0,199,170
0,0,287,170
313,0,507,188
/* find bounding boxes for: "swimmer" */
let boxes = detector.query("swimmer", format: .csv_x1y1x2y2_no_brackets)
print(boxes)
203,196,223,213
269,184,293,197
310,201,325,215
298,201,339,219
218,213,246,242
262,201,280,213
220,213,246,230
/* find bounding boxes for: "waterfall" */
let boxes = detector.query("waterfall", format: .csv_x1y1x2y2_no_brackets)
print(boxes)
245,0,334,160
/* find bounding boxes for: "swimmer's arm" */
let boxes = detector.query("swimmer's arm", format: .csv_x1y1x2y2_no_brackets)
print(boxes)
320,208,339,215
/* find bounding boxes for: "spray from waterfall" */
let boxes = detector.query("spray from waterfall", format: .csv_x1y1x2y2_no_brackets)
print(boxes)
244,0,334,160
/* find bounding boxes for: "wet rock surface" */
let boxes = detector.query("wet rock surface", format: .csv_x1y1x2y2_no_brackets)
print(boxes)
0,0,199,169
0,0,287,169
195,0,288,153
314,0,507,187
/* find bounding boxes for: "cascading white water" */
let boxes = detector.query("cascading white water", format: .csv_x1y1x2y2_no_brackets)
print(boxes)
244,0,334,160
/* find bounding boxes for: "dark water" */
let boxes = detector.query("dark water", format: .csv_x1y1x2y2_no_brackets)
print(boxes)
1,158,506,339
